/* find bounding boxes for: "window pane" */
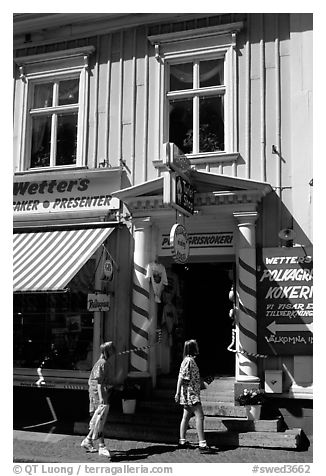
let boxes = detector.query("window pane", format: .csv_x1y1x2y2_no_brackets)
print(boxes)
169,99,193,154
170,63,193,91
13,262,95,371
199,96,224,152
58,79,79,105
56,113,78,165
30,116,51,168
33,83,53,108
200,59,224,87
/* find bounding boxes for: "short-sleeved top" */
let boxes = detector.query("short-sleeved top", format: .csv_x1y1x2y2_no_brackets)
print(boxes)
88,357,110,385
178,356,201,406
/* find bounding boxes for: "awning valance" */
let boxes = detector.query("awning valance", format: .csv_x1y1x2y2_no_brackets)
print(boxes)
13,227,114,292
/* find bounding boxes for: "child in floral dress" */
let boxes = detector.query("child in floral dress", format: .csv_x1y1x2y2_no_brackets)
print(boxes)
175,339,215,454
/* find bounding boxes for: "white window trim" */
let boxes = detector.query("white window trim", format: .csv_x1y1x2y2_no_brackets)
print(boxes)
14,46,95,172
148,22,243,163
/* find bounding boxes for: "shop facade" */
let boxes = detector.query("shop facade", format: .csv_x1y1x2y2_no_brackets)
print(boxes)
13,13,313,429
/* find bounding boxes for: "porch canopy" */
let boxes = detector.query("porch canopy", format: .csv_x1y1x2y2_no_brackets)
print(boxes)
111,170,272,212
13,226,114,292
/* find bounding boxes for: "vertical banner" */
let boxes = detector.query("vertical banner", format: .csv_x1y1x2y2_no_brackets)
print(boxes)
257,247,313,355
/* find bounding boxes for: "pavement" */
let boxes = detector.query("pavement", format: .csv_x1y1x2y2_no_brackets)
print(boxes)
13,429,313,464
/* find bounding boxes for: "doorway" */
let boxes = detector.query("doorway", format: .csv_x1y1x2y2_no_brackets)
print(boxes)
176,262,235,378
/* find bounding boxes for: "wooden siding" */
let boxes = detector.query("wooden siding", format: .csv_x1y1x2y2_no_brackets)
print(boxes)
13,13,313,239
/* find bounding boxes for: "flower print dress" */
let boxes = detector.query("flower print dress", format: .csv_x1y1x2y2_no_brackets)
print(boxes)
88,357,110,413
178,356,201,406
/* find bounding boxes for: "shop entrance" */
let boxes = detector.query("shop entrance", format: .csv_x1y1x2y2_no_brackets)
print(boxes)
158,261,235,378
181,262,235,377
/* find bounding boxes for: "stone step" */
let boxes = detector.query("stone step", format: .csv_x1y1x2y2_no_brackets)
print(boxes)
187,428,304,449
203,378,235,389
202,402,248,417
200,393,234,403
189,416,284,432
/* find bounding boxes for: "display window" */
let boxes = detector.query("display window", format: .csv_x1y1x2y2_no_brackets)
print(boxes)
13,259,95,372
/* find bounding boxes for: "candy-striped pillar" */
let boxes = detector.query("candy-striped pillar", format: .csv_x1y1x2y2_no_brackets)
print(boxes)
129,218,151,376
233,211,259,383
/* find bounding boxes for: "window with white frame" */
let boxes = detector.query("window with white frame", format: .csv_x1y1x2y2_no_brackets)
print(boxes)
168,58,225,154
15,46,94,171
149,22,243,161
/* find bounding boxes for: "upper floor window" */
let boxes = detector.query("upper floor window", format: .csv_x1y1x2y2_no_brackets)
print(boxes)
168,59,225,154
149,22,243,162
14,46,95,172
30,78,79,168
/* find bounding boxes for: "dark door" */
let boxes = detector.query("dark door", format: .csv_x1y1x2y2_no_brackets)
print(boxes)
182,262,235,377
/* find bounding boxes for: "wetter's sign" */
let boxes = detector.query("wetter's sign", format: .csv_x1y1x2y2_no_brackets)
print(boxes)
13,170,121,221
257,247,313,355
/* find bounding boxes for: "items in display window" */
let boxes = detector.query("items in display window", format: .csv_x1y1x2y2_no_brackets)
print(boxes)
14,259,95,373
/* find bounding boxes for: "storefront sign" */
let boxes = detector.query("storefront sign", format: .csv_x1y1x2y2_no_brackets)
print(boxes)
257,247,313,355
162,231,234,250
169,223,190,264
13,170,121,221
103,259,114,281
87,293,111,312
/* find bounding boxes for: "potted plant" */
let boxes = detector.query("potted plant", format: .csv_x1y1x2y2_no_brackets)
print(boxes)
235,388,265,420
121,381,141,414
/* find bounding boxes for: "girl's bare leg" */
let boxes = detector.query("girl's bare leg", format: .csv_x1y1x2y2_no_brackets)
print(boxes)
193,403,205,443
179,407,192,441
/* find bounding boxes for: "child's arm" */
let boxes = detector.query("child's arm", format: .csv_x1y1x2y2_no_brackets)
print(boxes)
175,374,190,402
175,374,182,402
97,382,105,404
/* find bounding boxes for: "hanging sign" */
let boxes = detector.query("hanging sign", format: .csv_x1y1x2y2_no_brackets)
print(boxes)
103,259,114,281
87,293,111,312
175,175,195,215
162,143,195,216
169,223,190,264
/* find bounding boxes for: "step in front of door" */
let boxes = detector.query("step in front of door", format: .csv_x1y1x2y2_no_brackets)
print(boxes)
187,428,304,449
189,416,283,432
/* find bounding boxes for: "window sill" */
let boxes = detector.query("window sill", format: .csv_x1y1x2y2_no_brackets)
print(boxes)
154,152,240,170
14,166,123,181
14,165,89,176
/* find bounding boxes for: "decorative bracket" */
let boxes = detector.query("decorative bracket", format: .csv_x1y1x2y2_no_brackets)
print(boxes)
154,43,161,62
18,65,26,82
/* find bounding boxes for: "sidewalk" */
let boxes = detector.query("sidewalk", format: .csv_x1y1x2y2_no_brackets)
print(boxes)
13,430,313,464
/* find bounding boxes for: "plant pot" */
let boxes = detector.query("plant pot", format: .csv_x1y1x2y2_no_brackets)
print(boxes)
122,399,136,414
245,404,261,420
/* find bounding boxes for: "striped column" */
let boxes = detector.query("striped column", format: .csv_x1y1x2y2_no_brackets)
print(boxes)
233,211,260,382
129,218,152,376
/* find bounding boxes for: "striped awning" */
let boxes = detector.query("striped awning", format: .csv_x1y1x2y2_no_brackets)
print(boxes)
13,227,115,292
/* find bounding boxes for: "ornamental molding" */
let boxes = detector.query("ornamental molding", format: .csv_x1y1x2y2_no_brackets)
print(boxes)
148,21,244,46
124,190,264,214
14,45,96,67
